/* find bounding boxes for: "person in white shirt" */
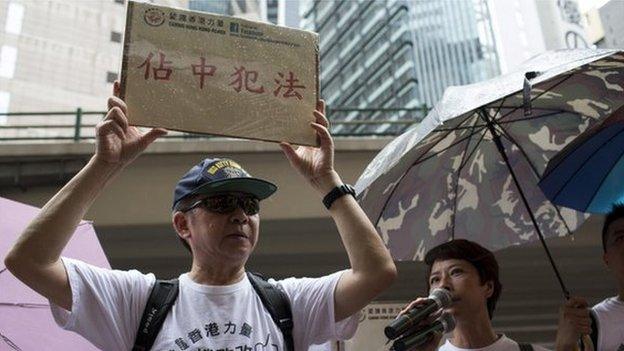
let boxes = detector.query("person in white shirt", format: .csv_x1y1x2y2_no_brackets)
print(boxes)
4,82,397,350
399,239,549,351
556,203,624,351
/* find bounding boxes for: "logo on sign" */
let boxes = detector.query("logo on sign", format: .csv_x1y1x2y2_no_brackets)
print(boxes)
144,8,165,27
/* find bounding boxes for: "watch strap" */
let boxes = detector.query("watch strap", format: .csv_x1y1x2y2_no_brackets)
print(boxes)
322,184,356,209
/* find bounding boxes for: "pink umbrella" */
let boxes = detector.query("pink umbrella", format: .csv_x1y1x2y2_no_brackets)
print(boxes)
0,197,109,350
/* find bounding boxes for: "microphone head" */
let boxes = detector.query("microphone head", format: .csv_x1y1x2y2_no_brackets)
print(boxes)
429,288,453,308
438,312,456,333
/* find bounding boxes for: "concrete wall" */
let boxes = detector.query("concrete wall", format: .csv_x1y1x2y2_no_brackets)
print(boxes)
0,137,391,225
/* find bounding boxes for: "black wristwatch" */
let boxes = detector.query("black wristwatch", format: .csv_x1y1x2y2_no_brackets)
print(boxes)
323,184,356,209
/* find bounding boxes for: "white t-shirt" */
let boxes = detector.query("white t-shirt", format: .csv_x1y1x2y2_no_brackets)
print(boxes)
438,335,549,351
50,258,358,351
592,296,624,351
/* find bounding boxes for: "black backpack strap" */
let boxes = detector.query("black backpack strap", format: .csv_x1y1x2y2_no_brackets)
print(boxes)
133,279,179,351
518,343,534,351
588,310,599,350
247,272,294,351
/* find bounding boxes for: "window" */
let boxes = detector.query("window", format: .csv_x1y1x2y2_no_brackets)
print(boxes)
0,91,9,124
114,0,124,4
316,0,334,22
5,2,25,34
106,71,118,83
337,3,357,28
0,46,18,78
110,31,122,43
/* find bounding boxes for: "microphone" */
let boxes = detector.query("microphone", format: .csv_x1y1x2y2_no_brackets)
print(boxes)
384,288,453,340
391,312,456,351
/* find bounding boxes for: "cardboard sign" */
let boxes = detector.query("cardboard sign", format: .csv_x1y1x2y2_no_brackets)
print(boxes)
120,1,319,146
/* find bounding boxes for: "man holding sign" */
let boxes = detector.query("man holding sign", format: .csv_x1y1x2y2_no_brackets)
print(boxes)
4,81,397,350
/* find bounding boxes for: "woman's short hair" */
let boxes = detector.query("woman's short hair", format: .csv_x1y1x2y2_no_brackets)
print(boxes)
424,239,502,319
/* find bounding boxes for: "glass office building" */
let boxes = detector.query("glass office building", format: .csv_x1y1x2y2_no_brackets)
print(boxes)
189,0,264,21
189,0,292,26
301,0,500,135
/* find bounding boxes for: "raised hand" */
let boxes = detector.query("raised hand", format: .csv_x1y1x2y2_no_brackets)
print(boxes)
555,296,592,351
94,82,167,167
280,100,341,194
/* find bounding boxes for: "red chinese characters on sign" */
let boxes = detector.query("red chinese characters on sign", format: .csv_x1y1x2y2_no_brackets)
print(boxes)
134,53,307,101
192,57,216,89
137,52,173,80
229,66,265,94
273,71,305,100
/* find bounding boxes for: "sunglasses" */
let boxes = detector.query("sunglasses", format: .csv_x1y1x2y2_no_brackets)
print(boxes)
183,194,260,215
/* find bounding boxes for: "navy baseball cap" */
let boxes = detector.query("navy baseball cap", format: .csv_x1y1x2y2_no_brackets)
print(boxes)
172,158,277,210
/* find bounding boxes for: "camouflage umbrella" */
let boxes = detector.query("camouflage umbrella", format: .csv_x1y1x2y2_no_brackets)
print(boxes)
355,49,624,297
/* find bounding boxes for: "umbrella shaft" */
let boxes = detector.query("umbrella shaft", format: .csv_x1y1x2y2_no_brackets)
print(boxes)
479,108,570,299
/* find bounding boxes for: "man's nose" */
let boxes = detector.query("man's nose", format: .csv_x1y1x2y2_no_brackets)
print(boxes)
229,205,249,224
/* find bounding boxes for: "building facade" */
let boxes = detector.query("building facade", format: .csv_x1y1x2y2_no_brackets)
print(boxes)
0,0,133,115
534,0,591,50
488,0,547,74
189,0,299,27
490,0,592,74
189,0,262,21
583,6,606,47
0,0,190,138
598,0,624,48
0,0,297,138
301,0,500,135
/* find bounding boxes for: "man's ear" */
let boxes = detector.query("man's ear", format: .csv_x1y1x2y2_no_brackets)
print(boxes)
484,280,494,299
173,212,191,241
